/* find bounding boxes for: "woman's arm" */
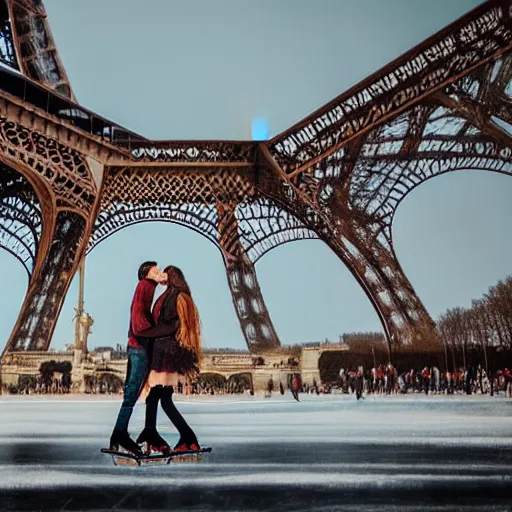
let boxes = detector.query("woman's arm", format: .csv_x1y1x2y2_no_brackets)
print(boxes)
137,292,179,338
136,319,178,338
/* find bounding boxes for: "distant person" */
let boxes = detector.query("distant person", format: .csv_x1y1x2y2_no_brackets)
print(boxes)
465,366,475,395
108,261,169,456
432,366,440,394
265,378,274,398
355,366,364,400
446,370,453,394
385,363,395,395
421,367,430,395
137,265,202,454
312,378,319,395
291,375,301,402
398,373,406,394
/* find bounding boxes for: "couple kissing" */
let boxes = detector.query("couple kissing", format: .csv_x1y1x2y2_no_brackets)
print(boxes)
109,261,202,457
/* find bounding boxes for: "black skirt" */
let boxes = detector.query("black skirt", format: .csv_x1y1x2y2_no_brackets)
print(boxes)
150,335,199,375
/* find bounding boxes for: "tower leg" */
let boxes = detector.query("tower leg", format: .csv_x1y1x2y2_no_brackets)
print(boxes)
2,210,86,354
324,219,440,357
217,201,280,353
225,252,281,353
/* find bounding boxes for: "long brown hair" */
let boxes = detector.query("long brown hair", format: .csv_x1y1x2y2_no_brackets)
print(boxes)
163,265,201,357
164,265,191,294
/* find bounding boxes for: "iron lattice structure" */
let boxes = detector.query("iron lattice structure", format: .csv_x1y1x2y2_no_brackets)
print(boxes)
1,0,512,357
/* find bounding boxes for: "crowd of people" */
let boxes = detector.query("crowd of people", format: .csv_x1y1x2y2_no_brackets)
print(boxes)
334,364,512,397
3,373,72,395
6,364,512,399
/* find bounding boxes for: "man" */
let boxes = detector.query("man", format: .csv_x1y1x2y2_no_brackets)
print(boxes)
355,365,364,400
291,374,301,402
109,261,170,455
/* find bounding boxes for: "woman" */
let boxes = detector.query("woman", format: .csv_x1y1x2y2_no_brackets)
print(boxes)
137,265,202,454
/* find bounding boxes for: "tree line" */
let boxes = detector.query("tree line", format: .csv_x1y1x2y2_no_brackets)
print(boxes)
317,275,512,380
437,275,512,372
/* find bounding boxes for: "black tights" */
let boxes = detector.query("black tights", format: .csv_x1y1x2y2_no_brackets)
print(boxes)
144,386,160,430
145,385,197,446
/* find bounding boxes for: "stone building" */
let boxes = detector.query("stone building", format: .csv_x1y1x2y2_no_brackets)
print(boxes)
0,342,349,394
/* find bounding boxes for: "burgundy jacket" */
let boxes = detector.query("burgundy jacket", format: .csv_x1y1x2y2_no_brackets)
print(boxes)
127,279,176,349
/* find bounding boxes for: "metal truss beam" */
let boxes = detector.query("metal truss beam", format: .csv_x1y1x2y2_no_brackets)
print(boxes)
0,111,100,358
217,201,281,352
2,210,86,355
7,0,74,98
0,163,42,274
3,0,512,359
0,0,18,69
269,0,512,178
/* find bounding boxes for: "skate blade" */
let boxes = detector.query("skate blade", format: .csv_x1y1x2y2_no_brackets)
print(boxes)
108,452,168,466
102,447,212,466
140,456,169,465
112,455,140,467
170,453,204,463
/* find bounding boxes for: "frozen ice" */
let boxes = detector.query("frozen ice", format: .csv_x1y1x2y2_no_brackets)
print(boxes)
0,394,511,511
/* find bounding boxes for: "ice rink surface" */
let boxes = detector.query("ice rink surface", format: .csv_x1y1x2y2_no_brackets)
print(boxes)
0,393,511,511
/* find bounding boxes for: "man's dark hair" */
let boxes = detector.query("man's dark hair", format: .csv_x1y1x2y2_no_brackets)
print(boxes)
138,261,157,281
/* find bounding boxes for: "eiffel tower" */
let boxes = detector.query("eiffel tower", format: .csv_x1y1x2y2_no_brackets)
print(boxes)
1,0,511,359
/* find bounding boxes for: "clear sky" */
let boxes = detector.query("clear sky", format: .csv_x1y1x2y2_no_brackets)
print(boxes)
2,0,511,353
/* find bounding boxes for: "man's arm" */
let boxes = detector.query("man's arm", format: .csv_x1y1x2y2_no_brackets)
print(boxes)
131,282,178,338
130,280,157,336
136,292,179,338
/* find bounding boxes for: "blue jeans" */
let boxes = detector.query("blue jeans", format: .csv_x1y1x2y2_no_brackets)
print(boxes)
113,346,148,431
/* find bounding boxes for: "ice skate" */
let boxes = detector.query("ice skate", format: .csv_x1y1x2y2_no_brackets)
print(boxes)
136,427,171,455
109,429,143,458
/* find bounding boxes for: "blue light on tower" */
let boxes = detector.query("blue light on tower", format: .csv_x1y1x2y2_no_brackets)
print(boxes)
251,118,269,141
